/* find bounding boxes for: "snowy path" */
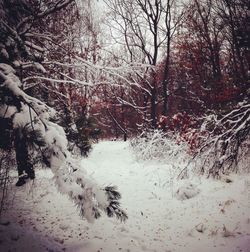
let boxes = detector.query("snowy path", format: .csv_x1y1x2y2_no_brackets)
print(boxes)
1,141,250,252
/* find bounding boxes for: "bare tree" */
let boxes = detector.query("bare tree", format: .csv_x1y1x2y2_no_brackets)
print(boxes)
185,0,224,87
215,0,250,88
103,0,184,128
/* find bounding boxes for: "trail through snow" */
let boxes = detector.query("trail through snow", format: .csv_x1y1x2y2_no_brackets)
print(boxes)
1,141,250,252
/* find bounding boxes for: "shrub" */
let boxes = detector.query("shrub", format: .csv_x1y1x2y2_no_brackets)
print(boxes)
130,129,189,162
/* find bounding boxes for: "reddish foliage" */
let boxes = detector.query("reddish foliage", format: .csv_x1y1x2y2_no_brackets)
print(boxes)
158,112,206,152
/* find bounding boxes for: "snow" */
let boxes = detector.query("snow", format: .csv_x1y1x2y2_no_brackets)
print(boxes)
174,182,200,200
0,105,17,118
1,141,250,252
12,103,36,128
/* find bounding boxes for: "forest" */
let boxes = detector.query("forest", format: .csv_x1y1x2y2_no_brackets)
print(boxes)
0,0,249,251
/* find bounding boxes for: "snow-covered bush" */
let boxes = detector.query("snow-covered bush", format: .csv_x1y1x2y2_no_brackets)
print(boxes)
158,113,205,153
178,102,250,178
130,129,189,162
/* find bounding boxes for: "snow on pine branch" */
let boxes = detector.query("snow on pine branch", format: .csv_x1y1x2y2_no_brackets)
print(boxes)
0,63,127,222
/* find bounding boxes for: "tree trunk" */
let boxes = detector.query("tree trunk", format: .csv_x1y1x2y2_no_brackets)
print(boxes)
163,34,171,116
14,129,34,179
151,85,157,128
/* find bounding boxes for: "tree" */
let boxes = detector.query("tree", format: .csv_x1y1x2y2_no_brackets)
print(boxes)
164,0,248,116
184,0,224,90
104,0,183,128
215,0,250,89
0,0,127,221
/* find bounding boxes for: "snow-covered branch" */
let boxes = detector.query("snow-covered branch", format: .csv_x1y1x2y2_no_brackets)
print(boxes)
180,103,250,178
0,63,127,222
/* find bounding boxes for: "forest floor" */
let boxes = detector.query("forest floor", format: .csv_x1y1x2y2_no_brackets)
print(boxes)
1,141,250,252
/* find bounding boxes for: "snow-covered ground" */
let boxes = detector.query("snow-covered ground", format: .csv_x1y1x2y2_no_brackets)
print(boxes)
1,141,250,252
